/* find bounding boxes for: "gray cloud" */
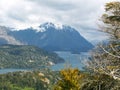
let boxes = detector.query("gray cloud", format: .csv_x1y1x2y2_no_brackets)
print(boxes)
28,0,77,11
0,0,115,42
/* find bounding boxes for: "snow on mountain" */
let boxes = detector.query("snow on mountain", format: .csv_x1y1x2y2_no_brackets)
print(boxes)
33,22,74,32
8,22,94,53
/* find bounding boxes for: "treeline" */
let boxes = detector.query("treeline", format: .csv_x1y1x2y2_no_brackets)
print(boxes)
0,45,64,69
0,68,119,90
0,69,59,90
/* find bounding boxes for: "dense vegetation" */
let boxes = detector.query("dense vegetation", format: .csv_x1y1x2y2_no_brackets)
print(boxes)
0,45,64,69
1,68,119,90
0,69,59,90
53,68,120,90
0,1,119,90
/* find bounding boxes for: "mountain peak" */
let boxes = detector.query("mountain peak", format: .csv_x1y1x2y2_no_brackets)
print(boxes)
33,22,61,32
0,23,94,53
40,22,63,29
34,22,75,32
8,23,94,53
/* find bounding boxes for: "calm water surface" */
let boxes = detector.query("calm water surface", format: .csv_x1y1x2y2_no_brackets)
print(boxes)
0,69,29,74
0,51,90,74
51,51,90,70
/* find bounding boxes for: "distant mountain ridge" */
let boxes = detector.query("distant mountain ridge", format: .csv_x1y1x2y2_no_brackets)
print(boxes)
0,22,94,53
0,26,22,45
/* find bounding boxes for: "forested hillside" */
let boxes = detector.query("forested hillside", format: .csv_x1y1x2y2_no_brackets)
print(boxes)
0,45,64,69
0,69,59,90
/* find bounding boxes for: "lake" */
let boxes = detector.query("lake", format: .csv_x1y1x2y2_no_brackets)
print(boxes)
51,51,90,71
0,68,30,74
0,51,90,74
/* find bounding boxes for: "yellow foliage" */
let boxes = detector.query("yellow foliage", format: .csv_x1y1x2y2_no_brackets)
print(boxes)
54,68,86,90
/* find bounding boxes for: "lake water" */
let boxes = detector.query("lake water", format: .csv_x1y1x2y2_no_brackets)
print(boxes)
0,51,90,74
0,69,30,74
51,51,90,71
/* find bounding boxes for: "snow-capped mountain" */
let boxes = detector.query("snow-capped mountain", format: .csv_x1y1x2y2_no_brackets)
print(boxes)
10,22,94,52
0,22,94,53
34,22,73,32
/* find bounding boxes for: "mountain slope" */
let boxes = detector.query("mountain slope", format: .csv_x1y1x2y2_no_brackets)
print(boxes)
0,44,64,69
9,22,94,53
0,26,22,45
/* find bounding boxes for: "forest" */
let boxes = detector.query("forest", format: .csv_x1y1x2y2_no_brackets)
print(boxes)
0,1,120,90
0,45,64,69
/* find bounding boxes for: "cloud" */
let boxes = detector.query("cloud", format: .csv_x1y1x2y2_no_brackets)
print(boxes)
0,0,116,42
30,0,77,11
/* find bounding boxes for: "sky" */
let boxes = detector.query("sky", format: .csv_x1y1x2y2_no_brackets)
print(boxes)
0,0,117,43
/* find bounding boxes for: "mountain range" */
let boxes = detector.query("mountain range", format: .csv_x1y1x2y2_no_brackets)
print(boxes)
0,22,94,53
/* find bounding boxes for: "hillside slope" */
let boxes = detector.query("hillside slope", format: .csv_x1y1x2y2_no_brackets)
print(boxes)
0,45,64,69
9,22,94,53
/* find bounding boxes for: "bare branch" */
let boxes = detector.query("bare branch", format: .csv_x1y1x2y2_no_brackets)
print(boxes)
100,45,120,58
